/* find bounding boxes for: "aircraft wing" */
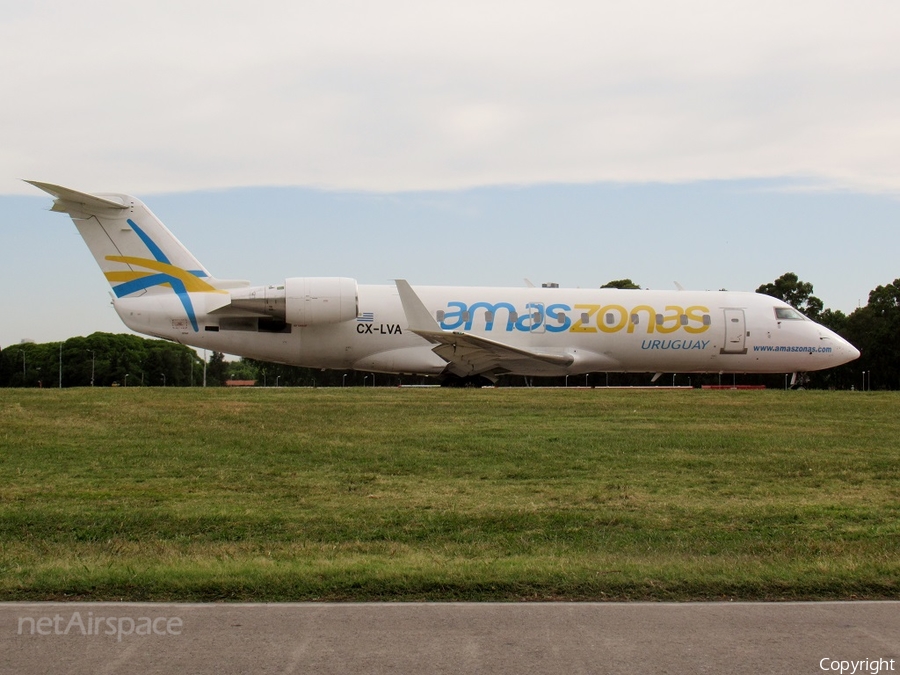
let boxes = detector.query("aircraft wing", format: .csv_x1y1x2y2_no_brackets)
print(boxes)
395,279,574,379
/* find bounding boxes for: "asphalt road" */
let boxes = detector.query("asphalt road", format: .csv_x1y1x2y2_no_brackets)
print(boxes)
3,601,899,674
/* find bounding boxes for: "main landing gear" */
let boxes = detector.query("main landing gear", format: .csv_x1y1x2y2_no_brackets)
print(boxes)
440,374,495,388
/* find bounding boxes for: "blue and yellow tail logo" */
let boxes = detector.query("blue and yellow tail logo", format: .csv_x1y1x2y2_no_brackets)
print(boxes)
104,219,224,331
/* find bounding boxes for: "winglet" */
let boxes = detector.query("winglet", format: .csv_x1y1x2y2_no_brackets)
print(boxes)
25,180,129,212
395,279,443,334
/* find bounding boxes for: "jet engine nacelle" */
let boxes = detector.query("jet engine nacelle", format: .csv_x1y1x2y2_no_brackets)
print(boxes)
228,277,359,325
284,276,359,325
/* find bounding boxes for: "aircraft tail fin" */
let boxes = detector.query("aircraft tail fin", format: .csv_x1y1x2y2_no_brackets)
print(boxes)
27,181,248,297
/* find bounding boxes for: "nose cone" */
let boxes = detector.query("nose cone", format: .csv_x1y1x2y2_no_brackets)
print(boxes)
826,329,861,366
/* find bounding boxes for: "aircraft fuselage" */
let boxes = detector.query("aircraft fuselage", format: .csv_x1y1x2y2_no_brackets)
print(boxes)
115,284,858,377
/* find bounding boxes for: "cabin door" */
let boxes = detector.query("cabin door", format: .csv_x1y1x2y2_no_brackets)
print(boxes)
721,309,747,354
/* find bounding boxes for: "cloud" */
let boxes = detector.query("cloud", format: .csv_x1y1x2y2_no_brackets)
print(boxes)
3,0,900,194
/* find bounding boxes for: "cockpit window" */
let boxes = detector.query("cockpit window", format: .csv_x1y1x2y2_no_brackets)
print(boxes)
775,307,806,320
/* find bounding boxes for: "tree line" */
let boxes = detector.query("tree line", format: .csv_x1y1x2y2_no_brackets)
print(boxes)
0,333,203,388
1,273,896,389
753,272,899,391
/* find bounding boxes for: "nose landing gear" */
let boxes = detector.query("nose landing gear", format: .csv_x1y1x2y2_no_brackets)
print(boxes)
788,372,809,390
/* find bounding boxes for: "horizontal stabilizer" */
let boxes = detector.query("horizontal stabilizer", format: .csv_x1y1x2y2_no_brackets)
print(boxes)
25,180,129,212
206,278,251,290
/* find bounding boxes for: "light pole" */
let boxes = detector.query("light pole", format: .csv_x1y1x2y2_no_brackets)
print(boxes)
342,374,347,387
88,350,95,387
124,374,129,387
161,373,166,387
275,375,281,388
363,375,368,387
862,371,866,392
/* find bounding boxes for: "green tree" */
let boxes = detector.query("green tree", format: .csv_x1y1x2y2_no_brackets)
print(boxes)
1,333,203,387
842,279,900,390
816,307,849,334
228,359,259,382
601,279,641,289
755,272,823,319
206,351,228,386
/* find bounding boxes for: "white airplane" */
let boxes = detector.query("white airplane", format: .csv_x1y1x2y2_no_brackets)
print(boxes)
29,181,860,385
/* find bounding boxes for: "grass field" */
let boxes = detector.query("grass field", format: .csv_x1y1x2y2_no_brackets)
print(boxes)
0,387,898,601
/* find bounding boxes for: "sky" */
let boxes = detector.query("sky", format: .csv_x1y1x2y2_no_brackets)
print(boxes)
2,1,899,347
